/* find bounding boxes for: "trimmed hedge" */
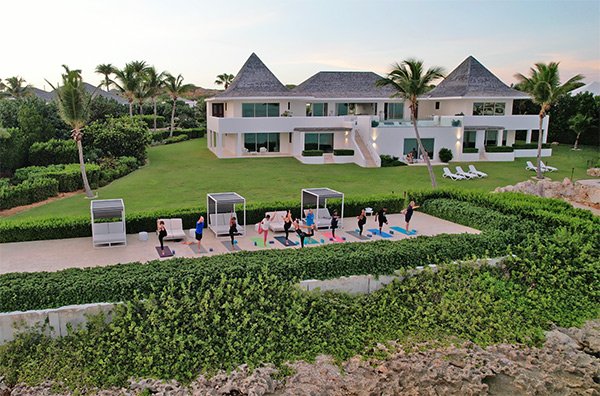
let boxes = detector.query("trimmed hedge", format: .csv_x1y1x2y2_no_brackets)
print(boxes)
333,149,354,156
438,148,453,162
28,139,78,166
512,143,552,149
134,114,166,129
0,178,59,210
302,150,323,157
150,128,205,143
164,134,189,145
462,147,479,153
380,155,405,167
484,146,514,153
98,156,139,186
13,164,101,192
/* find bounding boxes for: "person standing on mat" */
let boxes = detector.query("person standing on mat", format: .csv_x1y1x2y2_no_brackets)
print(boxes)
357,209,367,235
305,208,315,229
229,215,238,245
283,210,293,245
258,213,275,247
375,207,388,235
330,210,339,238
402,201,420,232
157,220,167,254
293,219,315,248
195,215,204,253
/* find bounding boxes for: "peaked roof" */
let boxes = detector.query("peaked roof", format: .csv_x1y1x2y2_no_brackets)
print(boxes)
215,53,292,98
570,81,600,96
293,71,397,98
31,83,129,105
423,56,528,99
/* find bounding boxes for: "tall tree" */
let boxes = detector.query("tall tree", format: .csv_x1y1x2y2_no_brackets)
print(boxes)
130,61,149,114
95,64,114,92
377,59,445,188
1,76,32,99
112,63,140,117
514,62,584,178
46,66,95,198
215,73,235,89
568,113,593,150
143,67,165,131
164,73,194,136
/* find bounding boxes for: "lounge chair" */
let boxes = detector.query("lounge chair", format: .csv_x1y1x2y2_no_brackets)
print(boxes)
455,166,477,179
442,167,466,180
468,165,488,178
526,161,546,172
157,218,186,241
303,208,332,229
540,161,558,172
208,213,239,236
264,211,288,232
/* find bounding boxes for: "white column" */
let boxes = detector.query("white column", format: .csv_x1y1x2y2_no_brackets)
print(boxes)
475,129,486,150
542,128,548,143
216,133,223,157
526,129,532,144
496,130,503,146
236,133,242,156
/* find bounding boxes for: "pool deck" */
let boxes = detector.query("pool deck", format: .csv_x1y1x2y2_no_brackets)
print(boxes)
0,213,479,275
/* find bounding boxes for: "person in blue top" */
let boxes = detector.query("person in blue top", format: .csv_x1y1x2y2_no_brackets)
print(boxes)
195,215,204,253
305,209,315,228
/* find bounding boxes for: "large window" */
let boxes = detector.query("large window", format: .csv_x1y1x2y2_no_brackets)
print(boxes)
242,103,280,117
385,103,404,120
304,133,334,153
244,133,280,152
336,103,349,116
473,102,506,116
403,138,434,159
463,130,477,150
307,103,328,116
485,130,498,146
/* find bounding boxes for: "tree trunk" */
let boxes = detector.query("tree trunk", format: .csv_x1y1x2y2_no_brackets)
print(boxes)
412,110,437,189
169,98,176,137
139,102,144,115
153,97,157,132
574,133,581,150
536,113,544,179
105,78,110,92
129,101,133,117
75,134,94,198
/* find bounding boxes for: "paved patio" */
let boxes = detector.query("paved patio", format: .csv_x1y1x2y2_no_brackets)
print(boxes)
0,213,479,274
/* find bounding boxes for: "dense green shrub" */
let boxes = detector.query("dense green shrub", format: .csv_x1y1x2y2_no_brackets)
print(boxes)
150,128,205,143
333,149,354,156
462,147,479,153
512,143,552,149
0,127,27,175
484,146,514,153
380,155,405,167
371,120,379,127
28,139,78,166
98,156,139,186
89,96,128,124
163,134,189,144
438,148,453,162
134,114,165,129
84,116,149,164
0,178,59,210
13,164,100,192
302,150,323,157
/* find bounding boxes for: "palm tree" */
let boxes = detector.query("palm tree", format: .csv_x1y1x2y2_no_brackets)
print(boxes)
1,76,32,98
46,66,95,198
514,62,584,178
95,64,114,92
568,113,592,150
130,61,149,114
215,73,235,89
164,73,194,136
143,67,165,131
377,59,445,188
112,63,140,117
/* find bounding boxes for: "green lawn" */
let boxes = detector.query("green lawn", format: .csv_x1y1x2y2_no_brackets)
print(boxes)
3,139,598,221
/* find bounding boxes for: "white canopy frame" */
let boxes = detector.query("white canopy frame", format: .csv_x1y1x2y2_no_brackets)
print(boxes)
207,192,246,237
300,188,344,228
90,198,127,247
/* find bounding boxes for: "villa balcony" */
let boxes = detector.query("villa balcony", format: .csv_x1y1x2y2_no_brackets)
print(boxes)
207,115,355,134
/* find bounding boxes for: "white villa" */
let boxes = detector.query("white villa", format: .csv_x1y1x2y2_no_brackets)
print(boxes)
206,54,551,167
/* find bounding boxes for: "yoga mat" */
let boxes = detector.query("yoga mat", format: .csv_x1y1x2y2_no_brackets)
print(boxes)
189,244,208,254
391,226,417,235
368,229,393,238
322,232,344,243
222,241,241,251
250,237,269,247
274,236,298,246
346,231,369,240
156,246,174,257
304,237,319,245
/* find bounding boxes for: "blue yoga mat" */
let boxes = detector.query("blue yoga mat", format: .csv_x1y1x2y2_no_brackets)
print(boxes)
368,229,393,238
274,236,298,246
391,226,417,235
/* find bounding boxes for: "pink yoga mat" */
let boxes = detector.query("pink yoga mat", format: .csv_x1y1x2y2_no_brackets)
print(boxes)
322,232,344,243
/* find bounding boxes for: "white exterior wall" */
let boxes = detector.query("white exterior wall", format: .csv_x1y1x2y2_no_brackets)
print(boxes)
371,126,461,161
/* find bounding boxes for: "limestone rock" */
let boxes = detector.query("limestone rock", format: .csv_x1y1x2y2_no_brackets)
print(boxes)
587,168,600,177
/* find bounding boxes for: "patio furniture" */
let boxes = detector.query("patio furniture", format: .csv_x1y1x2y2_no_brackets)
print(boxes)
455,166,477,179
468,165,488,178
442,167,466,180
157,218,186,241
91,199,127,247
301,188,344,228
265,210,288,232
207,192,246,236
138,231,148,241
540,161,558,172
526,161,546,172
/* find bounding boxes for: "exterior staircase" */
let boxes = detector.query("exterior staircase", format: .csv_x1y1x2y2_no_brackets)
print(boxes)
479,150,488,161
354,132,378,167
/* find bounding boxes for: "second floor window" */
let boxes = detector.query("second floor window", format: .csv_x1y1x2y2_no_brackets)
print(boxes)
473,102,506,116
242,103,280,117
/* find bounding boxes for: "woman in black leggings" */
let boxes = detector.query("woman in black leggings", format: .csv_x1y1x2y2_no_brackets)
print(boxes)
229,216,238,245
283,210,293,245
293,219,314,248
157,221,167,254
357,209,367,235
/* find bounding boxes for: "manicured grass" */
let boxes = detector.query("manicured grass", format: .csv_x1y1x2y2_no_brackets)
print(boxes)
2,139,598,221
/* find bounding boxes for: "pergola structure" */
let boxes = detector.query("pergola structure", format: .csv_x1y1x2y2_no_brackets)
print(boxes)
90,199,127,247
207,192,246,236
301,188,344,228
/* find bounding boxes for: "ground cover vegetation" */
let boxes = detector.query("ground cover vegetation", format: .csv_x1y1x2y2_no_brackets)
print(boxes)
0,190,597,389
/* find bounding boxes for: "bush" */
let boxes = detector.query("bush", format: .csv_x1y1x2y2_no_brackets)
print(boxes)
98,156,139,186
150,128,205,143
84,116,150,164
451,119,461,127
0,178,59,210
0,127,27,175
485,146,514,153
512,143,552,149
302,150,323,157
28,139,78,166
13,164,101,192
462,147,479,153
333,149,354,156
438,148,453,162
163,134,189,145
371,120,379,127
133,114,165,129
380,155,405,167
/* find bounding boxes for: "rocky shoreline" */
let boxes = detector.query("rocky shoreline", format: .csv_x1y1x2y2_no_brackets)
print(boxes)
2,320,599,395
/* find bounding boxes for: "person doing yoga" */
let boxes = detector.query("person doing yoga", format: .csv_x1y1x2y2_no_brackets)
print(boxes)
157,220,167,254
195,215,204,252
283,210,293,245
257,213,276,246
401,201,420,231
229,216,238,245
375,207,388,235
330,210,339,238
293,218,315,248
357,209,367,235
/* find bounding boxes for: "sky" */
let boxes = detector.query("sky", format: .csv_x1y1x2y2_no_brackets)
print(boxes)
1,0,599,91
